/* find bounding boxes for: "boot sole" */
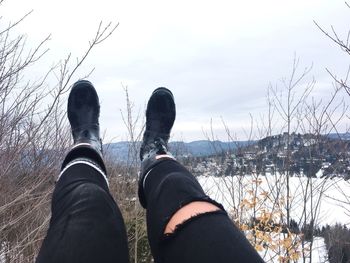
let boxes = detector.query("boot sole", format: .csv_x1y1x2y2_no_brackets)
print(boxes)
71,80,98,97
69,80,99,110
68,80,100,129
151,87,174,100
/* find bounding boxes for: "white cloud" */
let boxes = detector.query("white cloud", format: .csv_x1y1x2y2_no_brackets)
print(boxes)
2,0,350,141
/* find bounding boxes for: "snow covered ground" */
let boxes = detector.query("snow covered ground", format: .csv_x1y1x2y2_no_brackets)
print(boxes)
308,237,329,263
198,174,350,226
257,236,328,263
198,174,349,262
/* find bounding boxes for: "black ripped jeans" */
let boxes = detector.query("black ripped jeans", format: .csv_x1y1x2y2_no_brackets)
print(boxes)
36,159,264,263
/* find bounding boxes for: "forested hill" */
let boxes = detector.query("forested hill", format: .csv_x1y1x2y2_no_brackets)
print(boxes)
104,140,252,161
105,132,350,160
105,133,350,179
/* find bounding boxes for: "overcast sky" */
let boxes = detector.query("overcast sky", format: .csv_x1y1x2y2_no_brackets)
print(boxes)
2,0,350,142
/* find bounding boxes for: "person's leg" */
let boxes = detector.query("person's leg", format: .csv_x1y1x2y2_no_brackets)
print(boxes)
36,161,129,263
36,80,129,263
142,159,264,263
138,88,264,263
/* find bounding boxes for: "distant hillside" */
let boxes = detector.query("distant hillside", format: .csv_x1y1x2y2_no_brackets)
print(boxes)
104,140,252,161
104,132,350,164
170,140,253,156
327,132,350,140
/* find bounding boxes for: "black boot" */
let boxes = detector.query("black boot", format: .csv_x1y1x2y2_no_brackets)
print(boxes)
61,80,106,174
138,87,176,208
